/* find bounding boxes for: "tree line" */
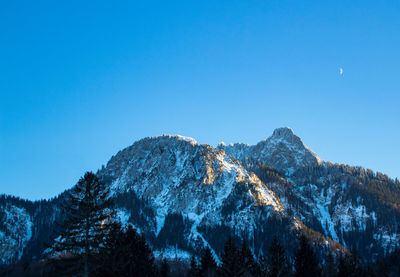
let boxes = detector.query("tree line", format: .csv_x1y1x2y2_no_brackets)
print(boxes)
1,171,400,277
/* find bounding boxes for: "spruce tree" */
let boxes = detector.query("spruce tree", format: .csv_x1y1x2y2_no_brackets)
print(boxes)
160,258,170,277
239,240,259,276
337,252,362,277
99,225,157,277
97,221,123,276
322,252,337,277
267,236,289,277
220,237,244,277
294,235,320,277
188,255,199,277
338,255,351,277
259,254,268,276
200,246,218,277
48,172,116,277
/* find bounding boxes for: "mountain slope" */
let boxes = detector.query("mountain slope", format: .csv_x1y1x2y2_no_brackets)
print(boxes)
1,128,398,264
221,127,321,175
97,135,309,258
220,127,400,259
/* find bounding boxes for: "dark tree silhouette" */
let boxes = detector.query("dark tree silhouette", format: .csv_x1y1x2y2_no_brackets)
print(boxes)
322,252,337,277
188,255,200,277
200,246,218,277
220,236,244,277
267,236,290,277
159,258,170,277
294,235,320,277
338,251,363,277
239,240,259,276
98,225,157,277
47,172,115,277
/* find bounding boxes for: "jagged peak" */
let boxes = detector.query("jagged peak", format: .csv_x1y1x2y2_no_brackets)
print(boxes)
252,127,323,170
271,127,295,138
268,127,306,147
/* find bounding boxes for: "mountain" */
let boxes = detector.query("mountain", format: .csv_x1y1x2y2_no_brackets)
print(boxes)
220,127,400,260
96,134,341,261
1,128,399,265
221,127,322,175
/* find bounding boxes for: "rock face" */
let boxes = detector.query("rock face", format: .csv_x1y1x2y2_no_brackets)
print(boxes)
99,135,283,237
221,127,321,175
221,128,399,260
97,135,298,260
1,128,399,263
0,205,32,264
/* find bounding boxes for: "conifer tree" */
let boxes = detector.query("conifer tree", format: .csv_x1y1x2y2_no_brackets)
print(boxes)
47,172,116,277
337,255,351,277
97,221,123,276
98,225,156,277
200,246,218,277
160,258,170,277
322,252,337,277
337,252,362,277
220,237,244,277
188,255,199,277
294,235,320,277
259,254,268,276
267,236,290,277
239,240,259,277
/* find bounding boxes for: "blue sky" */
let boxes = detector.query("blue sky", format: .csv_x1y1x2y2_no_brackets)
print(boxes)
1,0,399,200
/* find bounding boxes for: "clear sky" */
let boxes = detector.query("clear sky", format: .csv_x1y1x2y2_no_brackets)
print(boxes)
1,0,399,200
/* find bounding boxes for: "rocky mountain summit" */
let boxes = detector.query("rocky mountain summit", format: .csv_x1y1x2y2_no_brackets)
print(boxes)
221,127,321,175
1,128,399,264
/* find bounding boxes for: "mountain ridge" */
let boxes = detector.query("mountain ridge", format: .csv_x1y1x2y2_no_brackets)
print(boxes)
1,127,399,264
220,127,322,176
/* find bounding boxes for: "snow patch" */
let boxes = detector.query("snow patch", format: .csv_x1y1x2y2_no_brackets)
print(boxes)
154,246,191,261
116,208,131,226
175,135,199,145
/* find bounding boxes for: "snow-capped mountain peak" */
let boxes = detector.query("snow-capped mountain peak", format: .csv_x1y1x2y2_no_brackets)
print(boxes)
221,127,322,175
2,128,398,265
271,126,296,138
99,134,283,237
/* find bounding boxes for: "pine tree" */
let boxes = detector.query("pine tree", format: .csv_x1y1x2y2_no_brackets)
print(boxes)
160,258,170,277
338,255,351,277
259,254,268,276
220,237,244,277
188,255,199,277
98,225,157,277
267,236,290,277
47,172,116,277
97,221,123,276
337,252,362,277
294,235,320,277
239,240,259,276
200,246,218,277
322,252,336,277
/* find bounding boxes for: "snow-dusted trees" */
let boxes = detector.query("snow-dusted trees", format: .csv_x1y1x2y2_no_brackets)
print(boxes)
47,172,116,277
